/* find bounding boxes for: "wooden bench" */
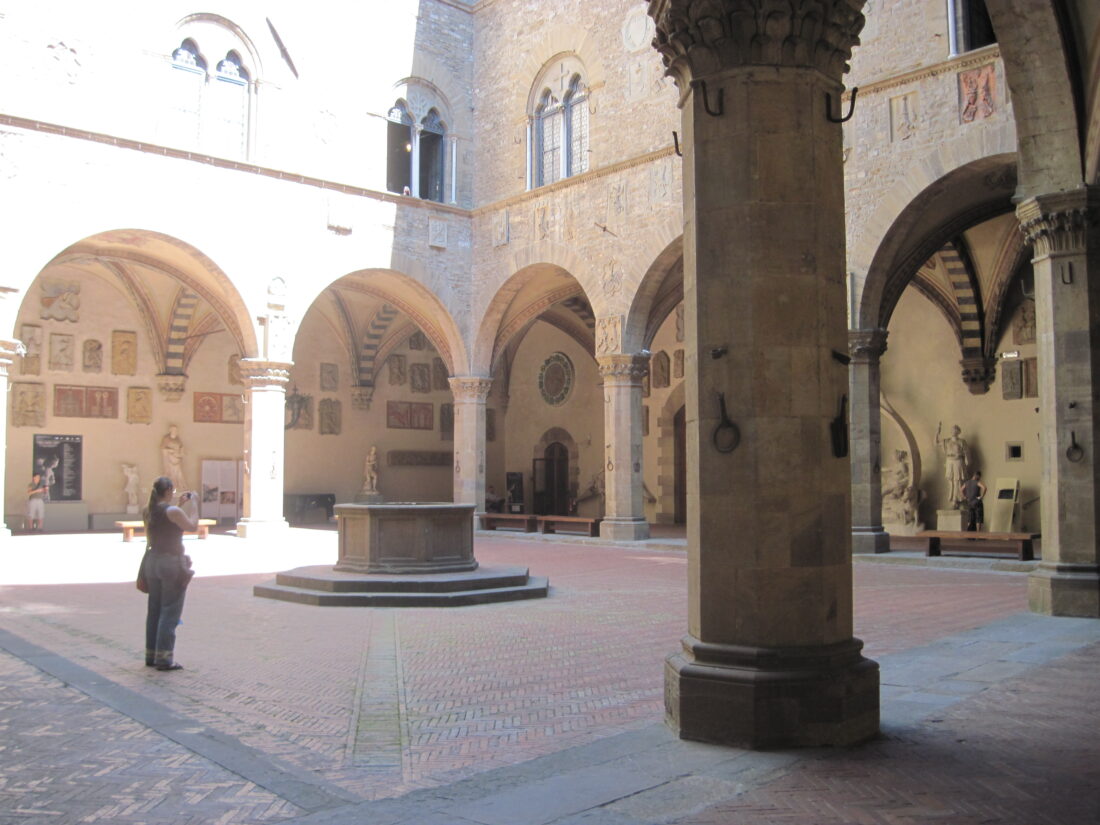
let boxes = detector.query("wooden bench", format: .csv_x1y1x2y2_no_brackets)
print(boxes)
479,513,539,532
537,515,601,537
916,530,1039,561
115,519,216,542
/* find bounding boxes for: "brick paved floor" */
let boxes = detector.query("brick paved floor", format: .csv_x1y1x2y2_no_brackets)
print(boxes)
0,529,1095,824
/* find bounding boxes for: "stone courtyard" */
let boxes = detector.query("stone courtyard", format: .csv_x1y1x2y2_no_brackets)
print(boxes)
1,529,1097,824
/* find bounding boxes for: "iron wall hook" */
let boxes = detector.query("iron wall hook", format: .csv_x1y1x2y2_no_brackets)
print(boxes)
672,131,682,157
826,87,859,123
694,79,724,117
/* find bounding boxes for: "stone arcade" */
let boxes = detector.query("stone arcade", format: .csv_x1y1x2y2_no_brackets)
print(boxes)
2,0,1100,754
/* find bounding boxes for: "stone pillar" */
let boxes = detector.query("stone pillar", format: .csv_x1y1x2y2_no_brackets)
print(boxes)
598,354,650,540
450,376,492,511
410,123,423,198
849,329,889,554
650,0,879,747
1017,189,1100,617
0,338,20,538
236,359,291,539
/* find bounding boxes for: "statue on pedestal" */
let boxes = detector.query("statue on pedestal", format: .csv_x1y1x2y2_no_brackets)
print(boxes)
356,446,384,503
122,464,141,514
881,449,923,533
935,423,969,508
161,425,186,493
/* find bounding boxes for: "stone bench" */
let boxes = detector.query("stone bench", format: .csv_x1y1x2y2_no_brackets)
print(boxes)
916,530,1039,561
115,519,216,542
537,515,601,537
479,513,539,532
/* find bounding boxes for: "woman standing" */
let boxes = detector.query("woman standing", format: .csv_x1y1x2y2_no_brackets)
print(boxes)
143,476,198,671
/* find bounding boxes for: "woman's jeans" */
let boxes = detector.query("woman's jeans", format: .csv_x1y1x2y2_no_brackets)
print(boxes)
144,553,188,666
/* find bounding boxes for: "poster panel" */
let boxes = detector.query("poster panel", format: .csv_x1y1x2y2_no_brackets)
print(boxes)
33,433,83,502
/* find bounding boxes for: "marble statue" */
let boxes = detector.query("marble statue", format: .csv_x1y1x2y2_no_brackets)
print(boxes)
882,449,922,529
362,446,379,494
161,425,186,492
936,423,969,508
122,463,141,514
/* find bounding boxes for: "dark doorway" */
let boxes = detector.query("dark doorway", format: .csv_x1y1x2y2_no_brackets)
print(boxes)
533,441,569,515
674,405,686,524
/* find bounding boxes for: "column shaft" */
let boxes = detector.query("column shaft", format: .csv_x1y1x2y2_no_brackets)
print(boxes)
1018,190,1100,617
598,354,650,540
651,0,878,748
0,339,19,537
450,377,491,511
236,360,291,539
849,330,889,554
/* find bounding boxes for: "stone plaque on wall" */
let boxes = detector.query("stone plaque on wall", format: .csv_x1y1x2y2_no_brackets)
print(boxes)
1013,299,1035,345
39,279,80,322
408,331,426,350
440,402,454,440
111,331,137,375
82,339,103,372
959,64,996,123
890,92,918,141
320,362,339,391
20,324,42,375
432,358,448,391
54,385,118,418
388,450,451,467
127,386,153,424
596,315,622,355
387,401,433,430
388,355,407,385
319,398,341,435
673,349,684,379
11,382,46,427
410,363,431,393
1023,357,1038,398
49,333,74,371
651,351,670,388
428,218,448,248
675,304,684,342
1001,360,1022,400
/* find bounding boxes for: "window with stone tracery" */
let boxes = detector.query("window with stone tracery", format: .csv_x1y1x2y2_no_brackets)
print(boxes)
528,57,590,189
162,25,254,160
385,94,450,202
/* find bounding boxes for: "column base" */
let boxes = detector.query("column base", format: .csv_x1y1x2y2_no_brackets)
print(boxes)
599,518,650,541
1029,562,1100,617
852,526,890,554
235,518,290,540
665,634,880,749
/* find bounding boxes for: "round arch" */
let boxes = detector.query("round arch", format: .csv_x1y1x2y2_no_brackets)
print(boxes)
624,233,683,354
855,153,1018,332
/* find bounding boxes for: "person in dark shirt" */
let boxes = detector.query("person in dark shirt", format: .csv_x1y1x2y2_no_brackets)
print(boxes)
961,471,987,532
142,476,198,671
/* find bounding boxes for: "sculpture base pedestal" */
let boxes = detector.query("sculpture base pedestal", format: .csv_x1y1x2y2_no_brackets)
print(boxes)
236,518,290,539
354,491,385,504
851,525,890,554
1029,562,1100,617
936,509,964,531
665,635,879,749
599,517,650,541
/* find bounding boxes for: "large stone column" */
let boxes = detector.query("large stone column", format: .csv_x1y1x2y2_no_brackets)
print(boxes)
1017,189,1100,617
236,359,291,539
650,0,879,747
450,376,492,511
849,329,889,554
598,354,650,540
0,338,20,538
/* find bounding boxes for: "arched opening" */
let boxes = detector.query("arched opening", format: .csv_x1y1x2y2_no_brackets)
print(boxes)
386,101,414,195
419,109,446,203
534,441,570,515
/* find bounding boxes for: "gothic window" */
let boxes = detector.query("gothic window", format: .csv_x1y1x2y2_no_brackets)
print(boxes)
949,0,995,55
419,109,446,203
163,36,253,160
386,101,414,195
529,60,590,189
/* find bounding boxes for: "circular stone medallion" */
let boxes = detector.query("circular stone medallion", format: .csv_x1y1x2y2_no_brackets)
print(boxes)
538,352,574,406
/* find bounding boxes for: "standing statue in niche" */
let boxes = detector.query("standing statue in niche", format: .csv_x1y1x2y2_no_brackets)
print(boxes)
161,425,186,493
935,423,969,508
122,463,141,514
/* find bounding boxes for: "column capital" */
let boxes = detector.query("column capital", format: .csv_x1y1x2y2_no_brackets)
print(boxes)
1017,187,1100,258
597,353,649,382
449,376,492,402
847,328,887,363
960,355,996,395
240,359,292,389
649,0,865,92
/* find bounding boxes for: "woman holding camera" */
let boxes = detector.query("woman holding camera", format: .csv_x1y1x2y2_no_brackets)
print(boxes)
142,476,198,671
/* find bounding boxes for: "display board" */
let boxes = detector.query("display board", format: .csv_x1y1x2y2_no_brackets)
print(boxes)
33,433,82,502
200,459,243,521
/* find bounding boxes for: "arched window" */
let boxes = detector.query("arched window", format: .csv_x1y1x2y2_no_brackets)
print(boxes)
419,109,446,203
528,58,589,189
949,0,995,55
162,36,253,160
386,101,414,195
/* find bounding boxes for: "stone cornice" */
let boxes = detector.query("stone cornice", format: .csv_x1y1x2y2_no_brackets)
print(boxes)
1017,189,1100,259
649,0,865,91
848,45,1000,101
597,354,650,381
449,376,493,401
240,359,292,388
848,328,887,362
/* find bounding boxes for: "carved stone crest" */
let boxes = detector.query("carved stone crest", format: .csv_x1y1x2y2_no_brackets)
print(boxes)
596,315,623,355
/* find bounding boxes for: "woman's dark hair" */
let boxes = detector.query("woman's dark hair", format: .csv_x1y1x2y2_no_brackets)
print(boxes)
143,476,175,527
